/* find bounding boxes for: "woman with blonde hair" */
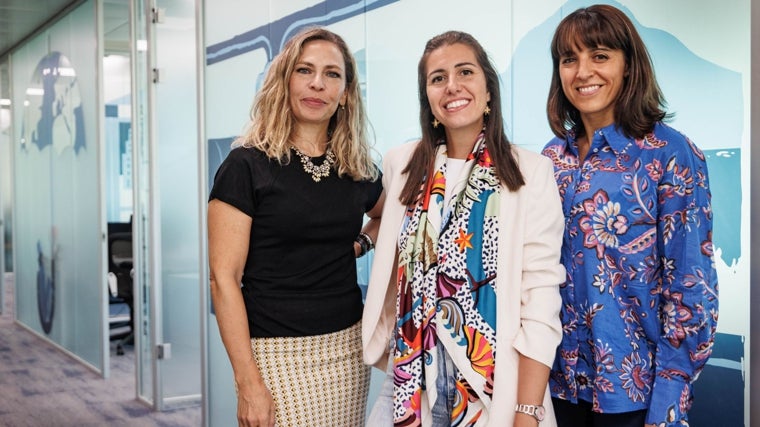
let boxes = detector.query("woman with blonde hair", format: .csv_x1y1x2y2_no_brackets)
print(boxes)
208,26,384,427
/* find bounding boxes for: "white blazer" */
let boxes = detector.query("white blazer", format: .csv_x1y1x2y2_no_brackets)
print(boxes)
362,140,565,426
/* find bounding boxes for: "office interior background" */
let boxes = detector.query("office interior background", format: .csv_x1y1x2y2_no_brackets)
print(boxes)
0,0,757,425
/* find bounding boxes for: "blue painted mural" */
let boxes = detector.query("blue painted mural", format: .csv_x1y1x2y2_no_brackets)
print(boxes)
206,0,398,65
204,1,749,425
505,0,742,268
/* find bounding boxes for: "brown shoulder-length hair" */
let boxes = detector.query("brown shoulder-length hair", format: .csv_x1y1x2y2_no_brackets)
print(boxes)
546,4,669,140
399,31,524,205
235,26,377,181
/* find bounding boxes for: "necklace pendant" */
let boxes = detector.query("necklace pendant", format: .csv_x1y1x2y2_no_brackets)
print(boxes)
292,146,335,182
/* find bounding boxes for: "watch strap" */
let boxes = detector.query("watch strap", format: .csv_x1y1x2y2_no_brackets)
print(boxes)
515,403,545,421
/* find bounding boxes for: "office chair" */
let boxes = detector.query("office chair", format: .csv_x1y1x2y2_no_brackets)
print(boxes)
108,231,133,356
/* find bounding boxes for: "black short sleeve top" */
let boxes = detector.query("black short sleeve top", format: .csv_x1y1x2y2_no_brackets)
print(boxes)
209,146,383,337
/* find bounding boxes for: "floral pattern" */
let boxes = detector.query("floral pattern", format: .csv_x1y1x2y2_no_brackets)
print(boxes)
542,123,718,426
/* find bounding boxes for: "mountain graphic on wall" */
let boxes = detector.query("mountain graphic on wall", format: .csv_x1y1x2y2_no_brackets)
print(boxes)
503,0,742,266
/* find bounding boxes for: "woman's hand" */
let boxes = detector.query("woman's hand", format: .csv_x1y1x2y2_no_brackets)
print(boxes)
236,378,276,427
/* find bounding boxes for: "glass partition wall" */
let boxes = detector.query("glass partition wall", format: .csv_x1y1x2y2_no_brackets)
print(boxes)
131,0,156,406
152,0,202,409
10,0,105,373
0,59,9,314
131,0,202,410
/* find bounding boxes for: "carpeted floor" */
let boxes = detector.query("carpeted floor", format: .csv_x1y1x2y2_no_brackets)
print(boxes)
0,273,202,427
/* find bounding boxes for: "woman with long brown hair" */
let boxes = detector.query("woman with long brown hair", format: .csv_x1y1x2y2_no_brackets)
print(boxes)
363,30,565,427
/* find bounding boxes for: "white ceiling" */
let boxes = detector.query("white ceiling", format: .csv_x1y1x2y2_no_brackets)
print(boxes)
0,0,78,58
0,0,130,59
0,0,129,97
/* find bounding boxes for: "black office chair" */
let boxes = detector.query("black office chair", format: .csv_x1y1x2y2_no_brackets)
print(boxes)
108,231,133,355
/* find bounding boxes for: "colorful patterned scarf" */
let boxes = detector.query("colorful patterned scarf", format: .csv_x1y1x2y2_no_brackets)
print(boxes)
393,134,500,426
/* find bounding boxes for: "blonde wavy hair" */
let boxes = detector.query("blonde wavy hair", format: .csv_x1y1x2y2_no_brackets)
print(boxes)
234,27,378,181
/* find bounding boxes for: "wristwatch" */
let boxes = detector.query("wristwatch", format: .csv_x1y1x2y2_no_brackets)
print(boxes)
515,403,545,422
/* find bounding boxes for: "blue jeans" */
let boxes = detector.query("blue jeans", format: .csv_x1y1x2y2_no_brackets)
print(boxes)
366,343,457,427
366,354,394,427
431,343,457,426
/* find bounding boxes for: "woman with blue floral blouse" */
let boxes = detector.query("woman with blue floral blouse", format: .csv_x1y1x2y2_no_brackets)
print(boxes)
541,5,718,427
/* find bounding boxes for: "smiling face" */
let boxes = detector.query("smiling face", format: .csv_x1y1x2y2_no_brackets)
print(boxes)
288,39,347,129
425,43,490,146
559,43,627,132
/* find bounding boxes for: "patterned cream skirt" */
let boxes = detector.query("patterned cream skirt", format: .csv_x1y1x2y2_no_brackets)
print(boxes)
251,321,370,427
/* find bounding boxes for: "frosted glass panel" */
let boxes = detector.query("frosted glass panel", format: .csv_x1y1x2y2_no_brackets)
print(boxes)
155,0,201,403
10,0,104,372
1,58,8,312
131,0,154,404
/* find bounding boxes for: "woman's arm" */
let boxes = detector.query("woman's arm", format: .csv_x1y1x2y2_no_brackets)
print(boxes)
515,354,551,427
646,139,718,426
355,190,386,257
513,155,565,366
208,199,275,427
513,155,565,426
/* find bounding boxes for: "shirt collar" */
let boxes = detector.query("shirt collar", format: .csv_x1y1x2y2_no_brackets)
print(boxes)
564,123,633,156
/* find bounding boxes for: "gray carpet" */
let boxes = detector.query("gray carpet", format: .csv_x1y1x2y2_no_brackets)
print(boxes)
0,273,202,427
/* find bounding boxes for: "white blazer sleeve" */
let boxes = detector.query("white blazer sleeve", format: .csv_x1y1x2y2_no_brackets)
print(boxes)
512,154,565,368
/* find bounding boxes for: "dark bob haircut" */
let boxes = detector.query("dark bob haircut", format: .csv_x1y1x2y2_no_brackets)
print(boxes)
546,4,668,139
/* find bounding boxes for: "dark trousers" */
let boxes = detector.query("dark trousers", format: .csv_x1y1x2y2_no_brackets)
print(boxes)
553,398,647,427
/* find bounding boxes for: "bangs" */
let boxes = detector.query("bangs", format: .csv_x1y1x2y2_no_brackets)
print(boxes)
552,11,628,58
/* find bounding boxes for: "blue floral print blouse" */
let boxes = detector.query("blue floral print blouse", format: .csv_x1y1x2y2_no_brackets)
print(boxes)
542,122,718,426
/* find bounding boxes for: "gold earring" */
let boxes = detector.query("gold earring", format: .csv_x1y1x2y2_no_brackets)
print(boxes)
432,118,440,128
484,105,491,116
